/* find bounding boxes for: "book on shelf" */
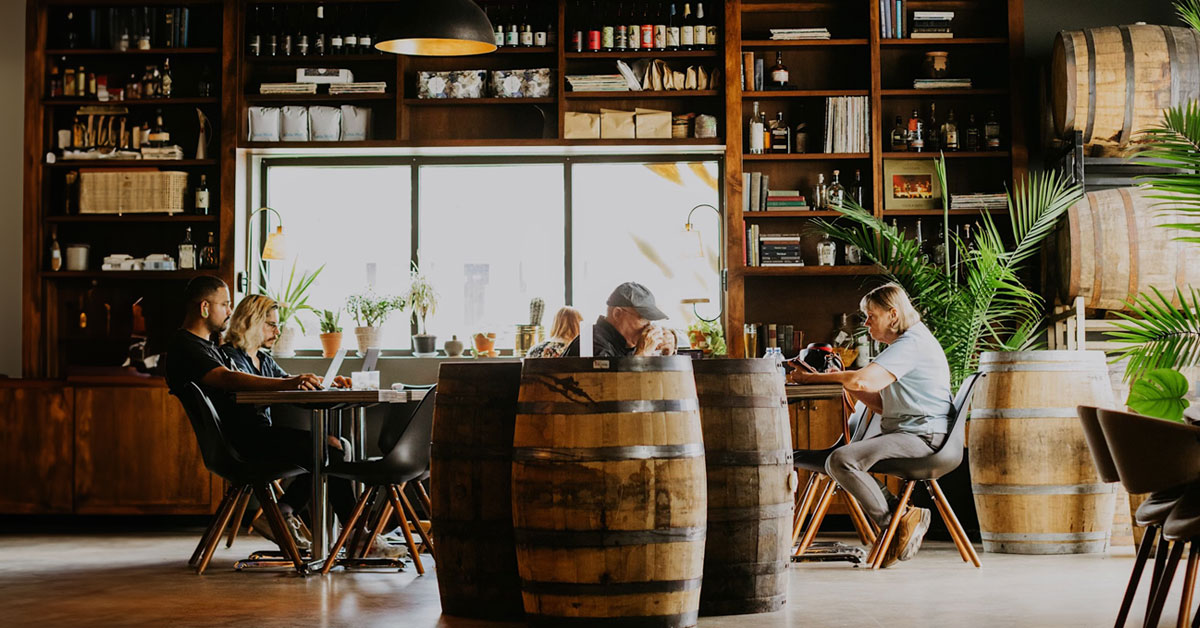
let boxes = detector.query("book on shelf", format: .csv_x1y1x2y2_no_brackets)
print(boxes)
328,82,388,94
910,32,955,39
566,75,629,92
754,58,764,91
823,96,870,154
742,52,755,91
768,28,831,41
951,193,1008,210
260,83,318,95
912,78,973,89
913,11,955,20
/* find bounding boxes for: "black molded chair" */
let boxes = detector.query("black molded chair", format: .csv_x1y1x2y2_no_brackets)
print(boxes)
320,387,437,575
1098,408,1200,628
175,383,308,575
865,373,983,570
792,400,878,555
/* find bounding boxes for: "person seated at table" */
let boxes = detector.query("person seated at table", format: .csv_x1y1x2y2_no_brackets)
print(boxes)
526,306,583,358
788,282,952,568
165,278,354,551
562,282,677,358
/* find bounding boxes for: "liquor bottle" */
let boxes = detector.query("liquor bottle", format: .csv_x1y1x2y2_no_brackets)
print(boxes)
535,12,549,48
680,3,694,50
508,3,521,47
117,22,130,52
141,66,158,99
587,0,601,51
907,108,924,152
148,109,170,147
890,115,907,151
614,3,627,50
359,7,374,53
628,2,642,50
812,173,826,210
794,117,808,153
570,1,583,51
826,169,846,209
178,227,197,270
314,5,327,56
198,65,213,97
601,1,615,50
492,4,506,47
521,13,534,47
195,174,210,215
654,3,666,50
845,241,863,265
770,112,791,153
248,7,262,56
705,5,718,48
267,6,278,56
748,101,765,155
343,6,359,54
915,219,930,264
640,3,654,50
330,7,344,54
851,169,864,206
770,51,789,88
941,109,959,151
75,65,86,97
65,11,79,49
693,2,707,50
932,222,947,266
48,61,61,98
985,110,1001,150
49,225,62,271
666,3,680,49
817,233,837,266
965,113,980,151
281,6,294,56
926,103,939,152
200,232,218,269
160,58,172,98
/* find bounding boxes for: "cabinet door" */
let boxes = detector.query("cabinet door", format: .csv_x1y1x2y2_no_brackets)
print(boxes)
0,383,74,513
74,386,217,514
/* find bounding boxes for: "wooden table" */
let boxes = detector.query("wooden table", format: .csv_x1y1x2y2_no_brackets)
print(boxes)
233,389,427,566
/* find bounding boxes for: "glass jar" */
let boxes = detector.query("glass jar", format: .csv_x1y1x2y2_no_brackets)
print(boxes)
817,234,837,266
922,51,949,79
845,243,863,265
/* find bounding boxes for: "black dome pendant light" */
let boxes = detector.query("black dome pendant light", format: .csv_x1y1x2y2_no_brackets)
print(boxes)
375,0,498,56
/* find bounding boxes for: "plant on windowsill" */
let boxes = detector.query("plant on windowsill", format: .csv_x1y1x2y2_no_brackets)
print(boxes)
261,261,324,358
345,291,406,356
406,263,439,357
317,309,344,359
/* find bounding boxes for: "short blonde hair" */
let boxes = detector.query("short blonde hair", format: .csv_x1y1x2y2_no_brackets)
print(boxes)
548,306,584,343
861,283,920,334
225,295,278,353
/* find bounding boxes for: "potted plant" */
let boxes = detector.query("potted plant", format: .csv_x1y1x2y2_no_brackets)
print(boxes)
345,291,405,355
406,264,439,357
687,319,727,356
262,261,323,358
317,309,343,358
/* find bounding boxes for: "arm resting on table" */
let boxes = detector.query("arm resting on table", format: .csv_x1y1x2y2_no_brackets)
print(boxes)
790,363,894,415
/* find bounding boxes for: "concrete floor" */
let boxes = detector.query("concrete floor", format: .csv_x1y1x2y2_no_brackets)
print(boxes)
0,529,1188,627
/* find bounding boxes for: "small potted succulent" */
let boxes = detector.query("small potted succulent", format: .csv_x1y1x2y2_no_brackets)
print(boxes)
406,264,439,357
317,309,343,358
345,291,406,355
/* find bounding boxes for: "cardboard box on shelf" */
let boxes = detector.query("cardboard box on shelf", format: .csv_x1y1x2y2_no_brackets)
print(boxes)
600,109,636,139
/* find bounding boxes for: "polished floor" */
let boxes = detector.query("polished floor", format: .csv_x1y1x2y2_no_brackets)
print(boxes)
0,526,1185,627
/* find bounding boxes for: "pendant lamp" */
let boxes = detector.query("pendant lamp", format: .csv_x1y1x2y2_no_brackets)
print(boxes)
375,0,497,56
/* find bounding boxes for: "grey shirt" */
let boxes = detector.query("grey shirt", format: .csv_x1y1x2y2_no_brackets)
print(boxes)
871,321,953,435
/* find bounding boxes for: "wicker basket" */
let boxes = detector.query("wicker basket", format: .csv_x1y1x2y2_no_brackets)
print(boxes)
78,170,188,215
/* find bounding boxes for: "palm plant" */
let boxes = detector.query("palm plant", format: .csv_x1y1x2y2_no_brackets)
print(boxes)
260,261,323,334
813,155,1081,387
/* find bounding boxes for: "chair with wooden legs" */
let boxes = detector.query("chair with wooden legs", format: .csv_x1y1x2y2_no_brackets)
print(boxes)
1097,408,1200,628
792,401,879,557
175,383,308,575
321,387,437,575
863,373,983,570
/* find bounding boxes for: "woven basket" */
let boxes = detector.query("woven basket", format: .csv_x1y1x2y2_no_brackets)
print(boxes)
78,171,188,215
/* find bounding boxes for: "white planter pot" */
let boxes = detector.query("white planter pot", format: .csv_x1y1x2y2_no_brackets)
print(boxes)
355,326,384,355
273,326,299,358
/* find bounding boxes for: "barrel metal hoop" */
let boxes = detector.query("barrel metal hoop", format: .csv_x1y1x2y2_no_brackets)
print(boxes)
971,483,1115,495
1119,24,1136,145
705,450,794,466
697,394,787,409
979,350,1107,363
520,577,702,596
982,540,1110,555
970,408,1083,419
520,356,695,374
431,443,512,460
706,501,794,522
513,443,705,462
979,363,1107,373
1083,27,1098,143
515,525,706,547
517,399,699,415
526,611,699,628
981,531,1110,542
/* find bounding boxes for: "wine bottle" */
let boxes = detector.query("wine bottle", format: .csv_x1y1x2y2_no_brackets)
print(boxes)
615,3,628,50
297,6,310,56
49,225,62,271
666,3,679,49
179,227,197,270
195,174,210,216
640,3,654,50
65,10,79,49
200,232,218,269
359,6,373,53
314,5,327,56
570,1,583,51
941,109,959,151
267,6,278,56
248,7,262,56
693,2,707,50
520,3,534,47
654,2,666,50
748,101,765,155
601,1,614,50
770,51,789,88
587,0,601,51
281,6,294,56
965,113,980,151
147,109,169,148
343,5,358,54
160,58,172,98
985,110,1002,150
330,6,344,54
627,2,641,50
680,3,693,50
507,3,520,47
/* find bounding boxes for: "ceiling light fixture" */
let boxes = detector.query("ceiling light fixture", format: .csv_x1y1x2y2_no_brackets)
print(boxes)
375,0,498,57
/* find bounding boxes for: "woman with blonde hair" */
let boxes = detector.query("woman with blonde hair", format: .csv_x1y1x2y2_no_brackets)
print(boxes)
789,282,952,568
526,306,584,358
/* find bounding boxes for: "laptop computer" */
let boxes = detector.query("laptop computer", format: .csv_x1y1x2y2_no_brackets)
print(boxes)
361,347,380,373
320,348,348,389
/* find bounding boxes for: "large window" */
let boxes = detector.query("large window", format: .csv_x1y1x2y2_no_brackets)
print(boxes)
258,156,721,352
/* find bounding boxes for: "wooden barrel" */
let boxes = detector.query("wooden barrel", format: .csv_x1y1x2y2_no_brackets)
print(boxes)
512,357,707,628
1052,24,1200,156
691,359,791,617
1057,187,1200,311
969,351,1117,554
431,361,525,620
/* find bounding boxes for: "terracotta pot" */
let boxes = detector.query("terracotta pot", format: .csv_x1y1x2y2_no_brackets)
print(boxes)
355,326,383,355
273,326,298,358
319,332,343,358
473,332,496,358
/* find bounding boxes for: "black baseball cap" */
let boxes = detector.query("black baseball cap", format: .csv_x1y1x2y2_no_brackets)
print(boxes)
606,282,668,321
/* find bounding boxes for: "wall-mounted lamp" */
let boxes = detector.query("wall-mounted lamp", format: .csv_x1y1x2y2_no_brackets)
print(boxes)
681,203,724,323
375,0,498,57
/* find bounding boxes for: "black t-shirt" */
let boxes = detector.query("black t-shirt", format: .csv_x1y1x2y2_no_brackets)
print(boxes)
221,344,289,427
563,316,634,357
166,329,264,431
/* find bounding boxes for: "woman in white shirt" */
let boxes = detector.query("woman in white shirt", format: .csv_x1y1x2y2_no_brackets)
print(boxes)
789,282,953,567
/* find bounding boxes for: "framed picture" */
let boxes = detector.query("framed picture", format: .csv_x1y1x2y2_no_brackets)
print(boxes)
883,159,942,210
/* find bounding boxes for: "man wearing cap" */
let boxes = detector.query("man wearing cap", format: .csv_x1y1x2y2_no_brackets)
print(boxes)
563,282,676,357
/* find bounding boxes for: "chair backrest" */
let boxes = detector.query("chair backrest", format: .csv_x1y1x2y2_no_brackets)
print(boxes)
174,382,247,481
1097,408,1200,494
1076,405,1120,483
377,384,438,453
379,386,437,477
848,401,874,443
940,372,983,453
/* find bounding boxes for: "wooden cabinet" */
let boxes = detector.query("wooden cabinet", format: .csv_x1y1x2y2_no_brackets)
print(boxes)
789,396,848,515
0,381,74,513
74,384,218,514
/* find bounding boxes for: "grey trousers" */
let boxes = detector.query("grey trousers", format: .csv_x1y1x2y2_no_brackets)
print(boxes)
825,431,945,527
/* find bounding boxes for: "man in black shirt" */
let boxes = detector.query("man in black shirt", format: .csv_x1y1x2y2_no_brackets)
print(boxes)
564,282,677,357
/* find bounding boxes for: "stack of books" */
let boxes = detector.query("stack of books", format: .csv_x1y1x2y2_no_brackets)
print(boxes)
768,28,831,41
566,75,629,92
140,145,184,160
766,190,807,211
329,82,388,94
759,234,804,267
913,78,973,89
911,11,954,38
260,83,318,95
824,96,870,153
951,193,1008,210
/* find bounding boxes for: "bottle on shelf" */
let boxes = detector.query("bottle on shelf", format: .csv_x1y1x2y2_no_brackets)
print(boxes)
200,232,218,270
141,66,158,99
985,110,1002,150
654,2,667,50
705,3,718,48
587,0,601,51
769,51,789,89
314,4,327,56
601,1,615,50
330,6,344,54
826,169,846,209
693,2,708,50
680,2,694,50
138,8,152,50
851,169,864,206
535,16,549,48
343,5,359,54
926,103,939,152
48,61,61,99
160,58,172,99
570,1,583,51
748,101,765,155
641,3,654,50
932,222,947,267
508,3,521,48
195,174,210,216
117,20,130,52
794,113,808,154
359,6,374,53
147,109,169,148
267,6,278,56
65,10,79,49
49,225,62,272
490,4,504,46
845,241,863,265
179,227,197,270
198,65,213,98
893,115,910,152
769,111,790,154
817,232,837,266
941,109,959,151
627,1,641,50
281,6,294,56
615,3,628,50
907,108,924,152
248,7,262,56
812,173,826,210
667,3,680,49
63,65,75,98
965,113,980,151
297,8,310,56
915,218,930,264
